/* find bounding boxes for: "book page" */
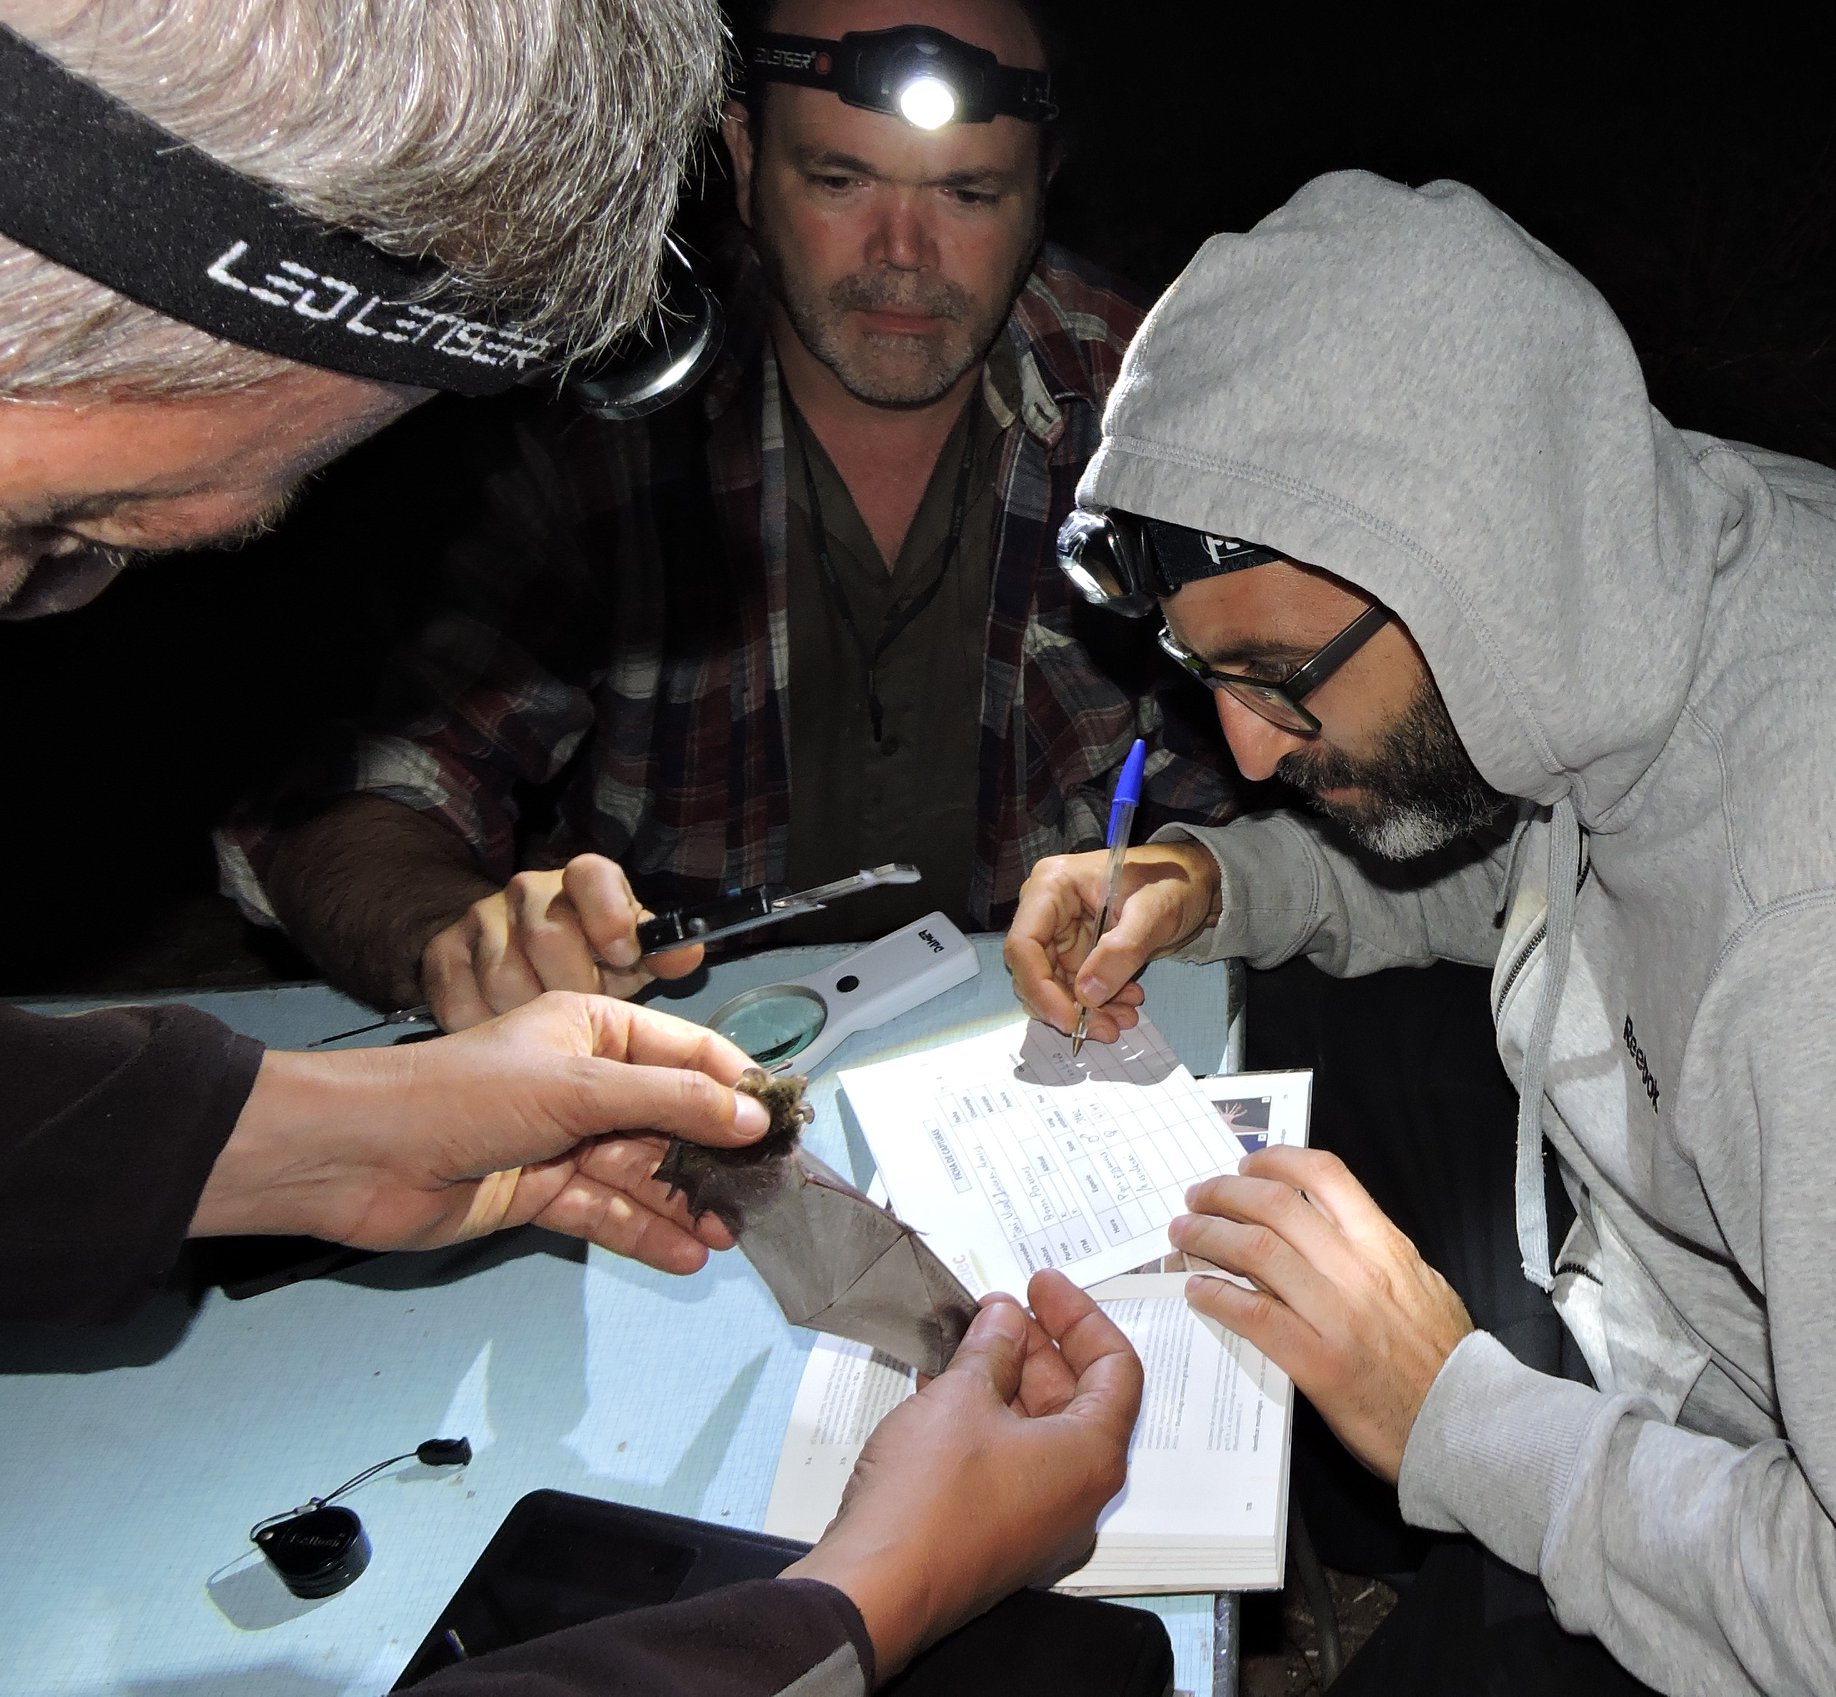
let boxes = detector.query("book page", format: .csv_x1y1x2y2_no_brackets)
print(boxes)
1168,1071,1314,1281
763,1274,1292,1594
839,1016,1262,1297
1193,1072,1313,1155
1070,1275,1290,1592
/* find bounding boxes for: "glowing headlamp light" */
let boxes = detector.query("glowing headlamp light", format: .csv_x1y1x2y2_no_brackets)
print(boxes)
749,24,1056,130
898,71,958,131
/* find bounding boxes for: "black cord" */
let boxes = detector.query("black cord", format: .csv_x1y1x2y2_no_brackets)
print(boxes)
1288,1499,1344,1687
249,1437,471,1541
317,1450,422,1508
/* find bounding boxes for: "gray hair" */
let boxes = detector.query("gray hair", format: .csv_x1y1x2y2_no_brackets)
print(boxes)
0,0,728,397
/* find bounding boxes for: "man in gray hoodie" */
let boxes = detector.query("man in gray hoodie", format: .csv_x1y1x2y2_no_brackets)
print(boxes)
1006,170,1836,1696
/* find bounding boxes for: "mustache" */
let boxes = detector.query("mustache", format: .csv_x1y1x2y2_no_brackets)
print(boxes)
828,272,969,321
1277,743,1365,794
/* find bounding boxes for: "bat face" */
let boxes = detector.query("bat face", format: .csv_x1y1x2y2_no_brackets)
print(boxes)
654,1067,815,1233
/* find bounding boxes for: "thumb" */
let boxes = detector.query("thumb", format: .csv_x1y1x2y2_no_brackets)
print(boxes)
569,1059,772,1148
1073,853,1212,1003
1075,921,1153,1006
939,1296,1028,1403
644,941,706,982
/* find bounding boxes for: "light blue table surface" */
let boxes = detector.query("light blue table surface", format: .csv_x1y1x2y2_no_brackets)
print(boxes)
2,938,1243,1697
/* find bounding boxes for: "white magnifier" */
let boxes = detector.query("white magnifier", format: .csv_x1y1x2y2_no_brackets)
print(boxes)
706,910,979,1075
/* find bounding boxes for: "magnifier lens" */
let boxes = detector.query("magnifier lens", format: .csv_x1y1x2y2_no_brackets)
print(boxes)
710,985,829,1066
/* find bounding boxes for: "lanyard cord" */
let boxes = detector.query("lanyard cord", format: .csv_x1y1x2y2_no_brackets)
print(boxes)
789,393,980,742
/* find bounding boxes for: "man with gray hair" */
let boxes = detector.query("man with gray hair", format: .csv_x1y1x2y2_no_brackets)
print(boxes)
0,7,1141,1692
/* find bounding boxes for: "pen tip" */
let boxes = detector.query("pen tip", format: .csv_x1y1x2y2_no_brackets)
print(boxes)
1070,1033,1084,1056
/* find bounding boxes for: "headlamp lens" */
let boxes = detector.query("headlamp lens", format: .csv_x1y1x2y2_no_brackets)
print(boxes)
1056,509,1153,615
897,73,958,129
1057,511,1124,600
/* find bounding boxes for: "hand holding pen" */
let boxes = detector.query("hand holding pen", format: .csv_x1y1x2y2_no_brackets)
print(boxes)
1071,738,1148,1056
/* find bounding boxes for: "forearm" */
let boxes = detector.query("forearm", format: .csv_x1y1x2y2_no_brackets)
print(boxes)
1156,811,1509,974
1404,1334,1836,1697
782,1536,931,1681
265,794,497,1010
187,1045,401,1242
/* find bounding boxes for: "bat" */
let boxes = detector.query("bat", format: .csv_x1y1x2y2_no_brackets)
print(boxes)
655,1068,978,1378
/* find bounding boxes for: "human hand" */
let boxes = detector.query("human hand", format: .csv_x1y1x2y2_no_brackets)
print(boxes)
421,854,704,1030
1003,843,1222,1044
191,992,771,1273
782,1270,1141,1678
1171,1146,1473,1482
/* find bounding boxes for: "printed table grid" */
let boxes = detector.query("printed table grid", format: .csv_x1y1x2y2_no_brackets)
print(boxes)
873,1021,1247,1278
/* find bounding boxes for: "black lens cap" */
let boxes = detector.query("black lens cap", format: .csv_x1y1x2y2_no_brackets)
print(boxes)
255,1504,372,1598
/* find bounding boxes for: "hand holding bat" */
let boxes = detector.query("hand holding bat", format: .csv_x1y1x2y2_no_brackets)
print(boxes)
783,1271,1142,1677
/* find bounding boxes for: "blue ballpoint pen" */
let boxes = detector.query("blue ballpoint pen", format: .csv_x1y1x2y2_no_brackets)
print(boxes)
1071,737,1148,1056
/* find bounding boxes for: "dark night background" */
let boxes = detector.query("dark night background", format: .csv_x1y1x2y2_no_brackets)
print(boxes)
4,11,1833,996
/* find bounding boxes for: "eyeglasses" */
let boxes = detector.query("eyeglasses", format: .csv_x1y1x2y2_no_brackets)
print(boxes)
1157,605,1390,734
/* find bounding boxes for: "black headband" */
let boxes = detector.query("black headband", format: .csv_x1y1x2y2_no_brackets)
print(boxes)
750,26,1056,127
0,25,550,394
1143,518,1283,588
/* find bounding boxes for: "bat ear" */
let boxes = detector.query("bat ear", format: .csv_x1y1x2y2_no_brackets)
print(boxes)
737,1066,771,1090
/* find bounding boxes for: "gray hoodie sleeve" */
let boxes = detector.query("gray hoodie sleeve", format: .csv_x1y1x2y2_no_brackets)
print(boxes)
1153,812,1508,974
1171,812,1836,1693
1400,907,1836,1697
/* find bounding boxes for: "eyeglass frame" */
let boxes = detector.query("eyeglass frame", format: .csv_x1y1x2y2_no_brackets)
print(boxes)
1157,604,1391,735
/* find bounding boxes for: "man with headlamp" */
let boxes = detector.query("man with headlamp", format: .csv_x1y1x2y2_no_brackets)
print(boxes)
0,5,1140,1692
218,0,1234,1033
1009,169,1836,1695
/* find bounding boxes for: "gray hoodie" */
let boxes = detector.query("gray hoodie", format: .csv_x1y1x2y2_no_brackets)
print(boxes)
1082,170,1836,1695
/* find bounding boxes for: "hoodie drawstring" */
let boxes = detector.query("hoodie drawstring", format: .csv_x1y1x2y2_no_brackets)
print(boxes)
1495,801,1537,923
1514,797,1581,1291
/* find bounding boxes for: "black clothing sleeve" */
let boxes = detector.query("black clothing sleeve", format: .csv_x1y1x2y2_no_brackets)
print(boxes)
416,1577,875,1697
3,1005,880,1694
0,1002,264,1325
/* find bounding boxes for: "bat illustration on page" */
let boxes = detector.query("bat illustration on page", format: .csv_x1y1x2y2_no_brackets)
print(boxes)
654,1068,977,1378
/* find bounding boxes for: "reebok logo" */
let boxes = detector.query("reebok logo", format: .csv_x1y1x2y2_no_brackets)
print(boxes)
1623,1015,1660,1114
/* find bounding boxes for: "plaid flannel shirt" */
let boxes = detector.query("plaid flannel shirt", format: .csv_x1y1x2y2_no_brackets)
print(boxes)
220,242,1236,932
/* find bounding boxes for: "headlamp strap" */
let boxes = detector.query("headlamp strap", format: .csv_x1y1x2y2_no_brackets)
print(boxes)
0,25,549,394
750,33,850,95
750,27,1055,126
1143,518,1283,591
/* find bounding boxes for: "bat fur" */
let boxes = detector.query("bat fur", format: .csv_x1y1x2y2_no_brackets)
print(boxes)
654,1067,816,1234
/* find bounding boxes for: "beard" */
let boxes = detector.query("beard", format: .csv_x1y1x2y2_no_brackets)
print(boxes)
1276,677,1508,860
753,218,1032,409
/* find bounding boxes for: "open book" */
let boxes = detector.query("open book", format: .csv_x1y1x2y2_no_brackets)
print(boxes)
769,1026,1312,1594
765,1268,1296,1593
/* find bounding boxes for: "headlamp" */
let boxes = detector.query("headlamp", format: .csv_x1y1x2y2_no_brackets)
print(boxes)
1056,508,1284,616
749,25,1056,131
0,25,719,413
